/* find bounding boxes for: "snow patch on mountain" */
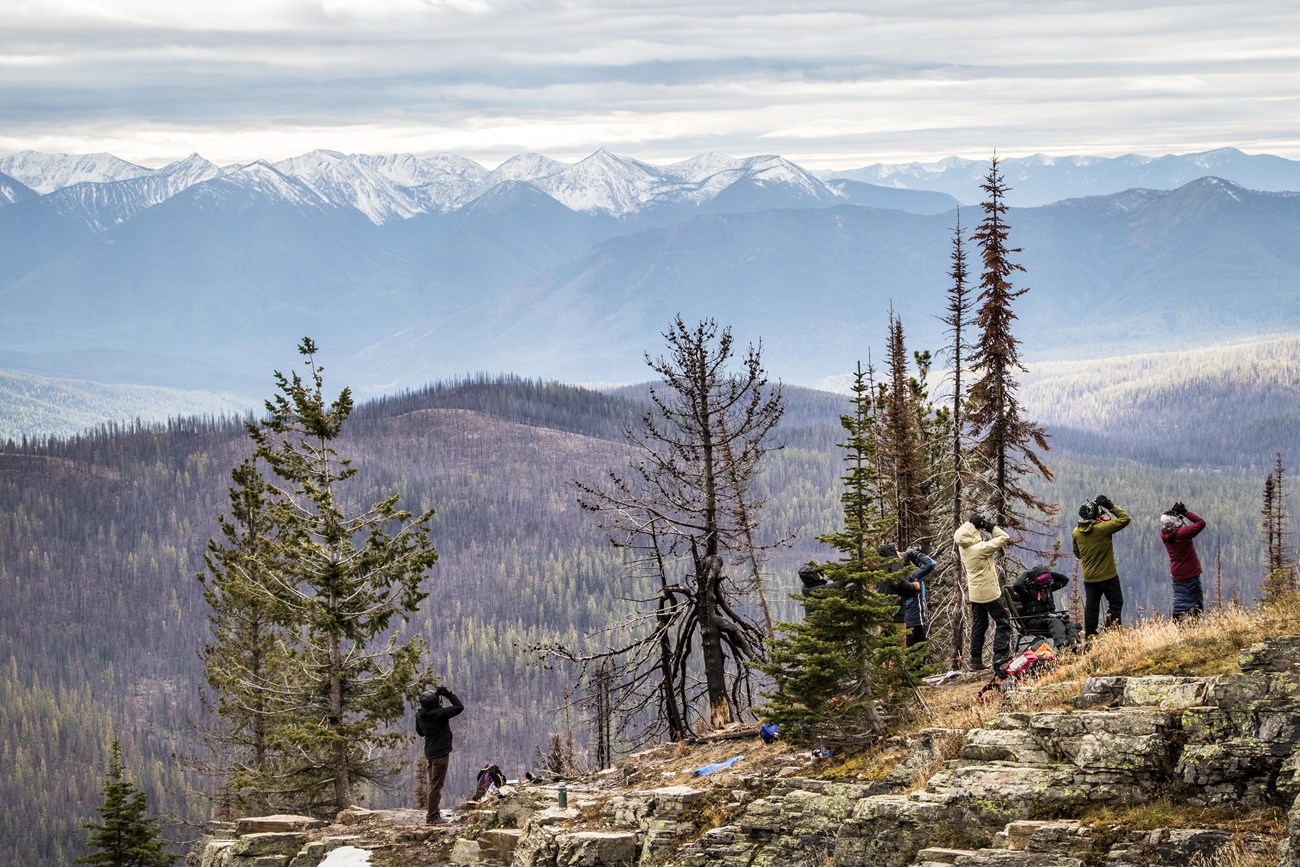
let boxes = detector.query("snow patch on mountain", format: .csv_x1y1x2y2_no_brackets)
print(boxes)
529,149,671,215
34,153,223,232
271,151,490,223
212,161,331,211
662,152,746,182
0,171,37,206
0,150,153,194
483,153,567,186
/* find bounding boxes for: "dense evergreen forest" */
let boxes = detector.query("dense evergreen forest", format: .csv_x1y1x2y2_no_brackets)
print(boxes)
0,346,1293,864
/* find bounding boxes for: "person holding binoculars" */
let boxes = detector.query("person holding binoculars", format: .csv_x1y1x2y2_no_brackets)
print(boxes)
1071,494,1131,638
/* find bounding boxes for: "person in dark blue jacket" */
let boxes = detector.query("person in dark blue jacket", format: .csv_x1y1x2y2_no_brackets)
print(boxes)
416,686,464,825
878,544,936,647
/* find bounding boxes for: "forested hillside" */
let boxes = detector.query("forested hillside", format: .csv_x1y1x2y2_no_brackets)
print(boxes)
0,367,250,442
1023,335,1300,469
0,345,1292,864
0,376,843,864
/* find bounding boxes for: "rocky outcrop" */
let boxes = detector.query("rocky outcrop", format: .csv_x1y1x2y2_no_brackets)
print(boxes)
189,636,1300,867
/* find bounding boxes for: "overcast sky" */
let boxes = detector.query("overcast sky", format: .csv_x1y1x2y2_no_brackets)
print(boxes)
3,0,1298,169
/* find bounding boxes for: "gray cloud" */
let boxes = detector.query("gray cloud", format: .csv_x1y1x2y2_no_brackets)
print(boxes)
2,0,1298,167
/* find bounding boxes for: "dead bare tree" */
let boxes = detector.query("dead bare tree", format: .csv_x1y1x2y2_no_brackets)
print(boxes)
547,317,784,743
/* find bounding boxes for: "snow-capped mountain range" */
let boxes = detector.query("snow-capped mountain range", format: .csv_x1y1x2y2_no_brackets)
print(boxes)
2,143,1300,412
0,147,869,225
5,146,1298,227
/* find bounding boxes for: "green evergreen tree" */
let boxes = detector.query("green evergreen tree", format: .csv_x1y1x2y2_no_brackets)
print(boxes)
759,364,924,747
198,457,293,816
78,741,172,867
205,338,439,815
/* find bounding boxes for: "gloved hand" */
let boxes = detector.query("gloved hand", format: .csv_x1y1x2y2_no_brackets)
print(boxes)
1172,501,1187,517
435,685,449,697
970,514,992,532
1093,494,1114,510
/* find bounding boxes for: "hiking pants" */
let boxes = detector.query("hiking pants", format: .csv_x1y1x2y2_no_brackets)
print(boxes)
969,599,1011,669
1172,575,1204,621
905,623,927,647
426,753,451,823
1025,613,1078,649
1084,576,1123,636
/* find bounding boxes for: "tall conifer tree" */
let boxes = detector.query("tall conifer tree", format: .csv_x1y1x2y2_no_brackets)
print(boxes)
199,458,292,816
202,339,439,815
966,156,1055,548
880,312,932,551
938,213,973,666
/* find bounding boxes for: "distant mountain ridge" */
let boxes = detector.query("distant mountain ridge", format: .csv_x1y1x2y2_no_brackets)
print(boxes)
0,170,36,205
824,147,1300,205
9,145,1298,224
2,145,1299,399
0,147,956,224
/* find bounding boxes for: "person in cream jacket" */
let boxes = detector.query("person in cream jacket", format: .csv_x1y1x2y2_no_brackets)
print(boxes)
955,514,1012,673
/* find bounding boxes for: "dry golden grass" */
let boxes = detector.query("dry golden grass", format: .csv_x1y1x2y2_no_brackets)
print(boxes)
1078,799,1285,836
818,595,1300,779
928,597,1300,726
1189,837,1278,867
620,735,796,786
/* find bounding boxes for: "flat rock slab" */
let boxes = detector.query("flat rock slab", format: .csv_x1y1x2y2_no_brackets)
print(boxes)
237,815,326,835
228,831,309,858
556,830,639,867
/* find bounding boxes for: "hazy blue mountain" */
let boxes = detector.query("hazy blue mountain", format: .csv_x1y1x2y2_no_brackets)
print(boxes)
826,178,960,214
0,171,36,206
1011,178,1300,349
826,148,1300,206
0,189,104,286
388,182,623,306
2,150,1299,398
388,178,1300,388
0,162,401,393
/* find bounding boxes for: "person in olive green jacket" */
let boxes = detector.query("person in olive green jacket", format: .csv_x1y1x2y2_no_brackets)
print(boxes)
1071,494,1131,637
955,514,1012,673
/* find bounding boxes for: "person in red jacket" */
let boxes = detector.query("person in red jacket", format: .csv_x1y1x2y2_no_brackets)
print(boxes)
1160,501,1206,620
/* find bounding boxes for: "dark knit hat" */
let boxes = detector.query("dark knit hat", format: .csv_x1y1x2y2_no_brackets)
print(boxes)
1078,501,1099,521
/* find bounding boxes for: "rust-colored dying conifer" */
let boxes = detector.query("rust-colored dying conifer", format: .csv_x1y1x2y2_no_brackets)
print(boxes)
881,310,932,551
966,155,1056,547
